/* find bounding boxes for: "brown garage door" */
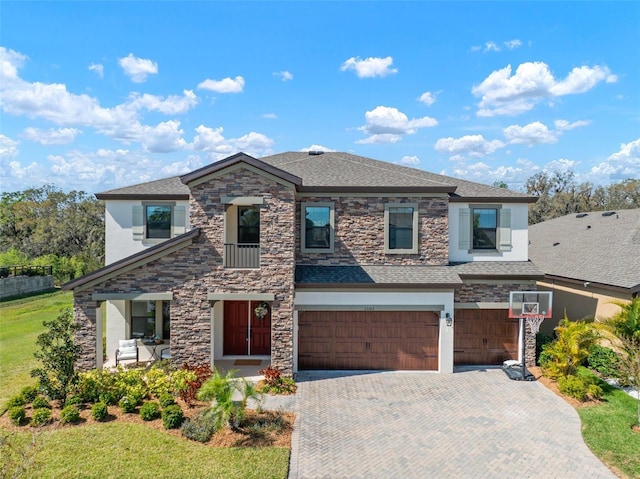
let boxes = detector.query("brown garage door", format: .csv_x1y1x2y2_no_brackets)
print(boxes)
298,311,439,370
454,309,518,365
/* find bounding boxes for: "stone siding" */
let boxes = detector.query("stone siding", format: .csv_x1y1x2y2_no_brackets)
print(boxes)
296,196,449,266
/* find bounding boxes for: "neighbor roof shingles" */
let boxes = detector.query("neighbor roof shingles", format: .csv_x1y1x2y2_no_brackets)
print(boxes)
528,208,640,292
96,176,189,199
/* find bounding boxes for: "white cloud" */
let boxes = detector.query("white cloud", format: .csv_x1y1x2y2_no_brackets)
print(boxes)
434,134,504,158
126,90,198,115
340,56,398,78
470,45,482,52
274,71,293,81
472,62,616,117
192,125,274,159
357,106,437,144
504,39,522,50
0,134,20,159
442,161,530,189
588,138,640,181
118,53,158,83
554,119,591,131
21,127,81,145
161,155,204,176
262,113,277,119
300,145,336,152
503,122,558,146
0,47,27,86
484,41,500,52
197,76,245,93
88,63,104,78
140,120,188,153
396,155,420,166
418,91,436,106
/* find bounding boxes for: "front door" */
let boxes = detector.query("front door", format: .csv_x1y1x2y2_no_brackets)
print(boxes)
223,301,271,356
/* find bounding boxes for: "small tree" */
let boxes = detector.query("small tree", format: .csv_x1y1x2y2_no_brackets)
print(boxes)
30,309,82,404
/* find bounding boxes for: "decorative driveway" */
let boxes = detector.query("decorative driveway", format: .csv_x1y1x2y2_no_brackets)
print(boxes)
281,368,615,479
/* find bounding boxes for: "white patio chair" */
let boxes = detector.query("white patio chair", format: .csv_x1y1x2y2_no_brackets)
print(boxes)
160,348,171,360
115,339,139,365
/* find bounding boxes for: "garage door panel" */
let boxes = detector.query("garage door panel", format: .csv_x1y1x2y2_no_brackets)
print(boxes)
454,309,518,365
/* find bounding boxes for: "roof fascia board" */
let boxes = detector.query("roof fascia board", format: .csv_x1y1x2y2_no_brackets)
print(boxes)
294,287,455,293
96,193,188,201
295,282,463,289
449,196,537,204
542,274,637,295
459,277,542,283
298,186,455,194
296,192,450,198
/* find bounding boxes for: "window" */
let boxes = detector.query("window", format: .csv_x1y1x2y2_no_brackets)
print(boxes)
459,206,511,252
301,202,335,253
146,205,171,239
130,300,170,340
238,206,260,244
132,203,185,242
384,203,418,254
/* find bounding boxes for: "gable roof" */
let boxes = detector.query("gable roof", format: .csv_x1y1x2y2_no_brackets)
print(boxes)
528,208,640,293
94,151,536,202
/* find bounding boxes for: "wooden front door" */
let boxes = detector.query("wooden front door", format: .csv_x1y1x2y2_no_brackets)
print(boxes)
454,309,518,365
223,301,271,356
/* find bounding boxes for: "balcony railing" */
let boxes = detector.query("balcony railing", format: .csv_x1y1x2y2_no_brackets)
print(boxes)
224,243,260,268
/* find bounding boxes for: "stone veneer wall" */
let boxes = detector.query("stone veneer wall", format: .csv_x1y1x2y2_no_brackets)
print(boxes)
73,167,296,375
296,196,449,265
455,281,538,366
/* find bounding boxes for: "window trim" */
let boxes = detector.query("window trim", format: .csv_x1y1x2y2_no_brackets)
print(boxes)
301,201,335,253
384,203,419,255
462,203,513,254
471,205,500,252
137,202,179,245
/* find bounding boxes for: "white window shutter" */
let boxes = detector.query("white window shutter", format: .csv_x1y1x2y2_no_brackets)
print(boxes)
459,208,471,251
132,205,143,241
499,208,512,251
173,205,186,236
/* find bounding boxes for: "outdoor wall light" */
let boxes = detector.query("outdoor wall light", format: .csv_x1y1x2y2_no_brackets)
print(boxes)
445,313,453,327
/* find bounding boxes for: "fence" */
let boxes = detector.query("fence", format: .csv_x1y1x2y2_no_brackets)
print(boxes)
0,265,53,278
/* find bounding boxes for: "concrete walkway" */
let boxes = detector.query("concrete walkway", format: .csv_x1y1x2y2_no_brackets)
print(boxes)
270,368,615,479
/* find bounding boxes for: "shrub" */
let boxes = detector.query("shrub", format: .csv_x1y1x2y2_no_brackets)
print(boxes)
161,404,184,429
119,395,137,413
558,375,588,401
139,401,160,421
159,393,176,408
77,369,116,403
8,406,26,426
258,366,297,395
32,396,50,409
586,383,604,401
91,402,108,421
65,395,83,407
587,344,621,378
113,369,147,403
19,385,39,403
540,318,601,379
172,364,212,405
60,405,80,424
536,332,554,365
98,391,117,406
145,368,172,397
6,395,26,408
30,408,52,427
181,410,218,442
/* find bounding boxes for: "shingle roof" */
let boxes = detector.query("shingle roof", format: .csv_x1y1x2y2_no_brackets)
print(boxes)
450,261,544,278
528,209,640,292
96,151,536,202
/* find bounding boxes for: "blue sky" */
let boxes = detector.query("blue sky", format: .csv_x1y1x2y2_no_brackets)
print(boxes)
1,1,638,194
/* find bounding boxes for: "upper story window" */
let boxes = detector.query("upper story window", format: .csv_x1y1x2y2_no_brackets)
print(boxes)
301,202,335,253
384,203,418,254
459,205,511,253
132,203,185,243
146,205,172,239
238,206,260,244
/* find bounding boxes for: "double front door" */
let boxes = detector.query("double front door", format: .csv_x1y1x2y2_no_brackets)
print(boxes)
223,301,271,356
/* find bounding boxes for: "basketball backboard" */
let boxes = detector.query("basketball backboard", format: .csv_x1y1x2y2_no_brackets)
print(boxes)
508,291,553,318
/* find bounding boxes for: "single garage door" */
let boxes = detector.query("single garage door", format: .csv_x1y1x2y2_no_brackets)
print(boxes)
454,309,518,365
298,310,439,370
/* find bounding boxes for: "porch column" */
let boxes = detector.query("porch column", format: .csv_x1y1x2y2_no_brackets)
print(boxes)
96,301,104,369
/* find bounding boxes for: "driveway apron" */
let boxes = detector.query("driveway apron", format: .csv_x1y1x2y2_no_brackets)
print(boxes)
286,369,615,479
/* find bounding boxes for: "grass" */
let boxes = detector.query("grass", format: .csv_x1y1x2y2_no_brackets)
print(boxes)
0,290,72,411
578,383,640,478
2,423,290,479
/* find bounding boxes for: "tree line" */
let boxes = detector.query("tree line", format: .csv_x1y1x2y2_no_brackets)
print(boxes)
0,185,104,285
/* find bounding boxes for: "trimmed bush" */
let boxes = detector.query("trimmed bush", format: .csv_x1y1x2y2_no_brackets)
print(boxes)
139,401,160,421
98,391,117,406
91,402,108,421
19,385,39,403
162,404,184,429
8,406,26,426
30,408,52,427
32,396,51,409
557,373,604,402
118,395,137,413
6,395,26,408
158,393,176,408
586,383,604,401
181,410,218,442
60,405,81,424
65,395,83,407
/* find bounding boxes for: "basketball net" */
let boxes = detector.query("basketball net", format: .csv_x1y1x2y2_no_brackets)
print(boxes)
524,315,545,335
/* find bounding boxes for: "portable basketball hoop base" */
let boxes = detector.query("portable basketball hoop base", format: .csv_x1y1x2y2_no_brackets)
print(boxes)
507,291,553,381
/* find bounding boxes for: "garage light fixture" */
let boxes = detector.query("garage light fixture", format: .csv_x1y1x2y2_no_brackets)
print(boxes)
445,313,453,327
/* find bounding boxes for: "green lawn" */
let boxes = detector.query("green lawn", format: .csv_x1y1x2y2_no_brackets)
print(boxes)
0,290,72,411
578,384,640,478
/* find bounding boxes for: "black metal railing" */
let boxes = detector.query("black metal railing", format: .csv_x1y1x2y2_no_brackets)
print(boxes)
224,243,260,268
0,265,53,278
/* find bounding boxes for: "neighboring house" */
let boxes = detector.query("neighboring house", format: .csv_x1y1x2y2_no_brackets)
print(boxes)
528,208,640,335
63,151,543,375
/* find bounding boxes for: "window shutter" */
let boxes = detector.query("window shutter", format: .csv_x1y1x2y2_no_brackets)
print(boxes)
499,208,512,251
173,206,186,236
458,208,471,251
132,205,143,241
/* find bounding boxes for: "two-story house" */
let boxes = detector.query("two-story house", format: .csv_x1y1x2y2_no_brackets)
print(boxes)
63,151,542,375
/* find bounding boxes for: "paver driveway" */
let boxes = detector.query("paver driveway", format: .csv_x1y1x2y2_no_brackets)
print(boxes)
286,368,615,479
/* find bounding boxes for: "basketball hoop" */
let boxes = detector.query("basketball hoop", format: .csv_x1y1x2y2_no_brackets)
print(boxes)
524,314,545,335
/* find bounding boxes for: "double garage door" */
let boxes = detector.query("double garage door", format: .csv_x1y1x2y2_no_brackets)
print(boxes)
298,310,439,371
